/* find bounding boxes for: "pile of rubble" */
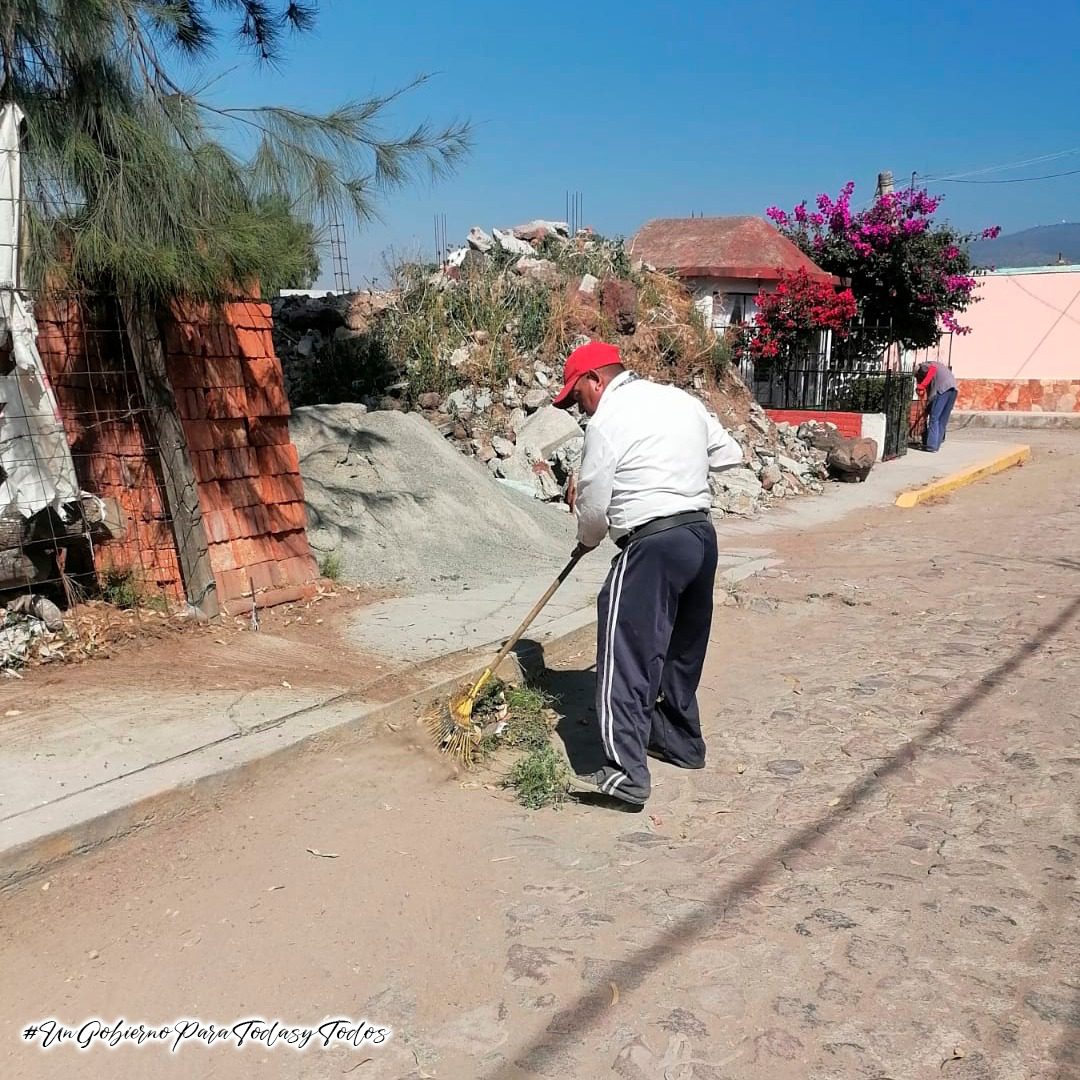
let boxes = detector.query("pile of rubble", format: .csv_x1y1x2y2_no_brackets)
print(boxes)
709,406,831,517
1,594,65,672
271,218,878,519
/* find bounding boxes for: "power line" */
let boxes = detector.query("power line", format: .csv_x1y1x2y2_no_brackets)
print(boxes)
928,167,1080,185
927,145,1080,182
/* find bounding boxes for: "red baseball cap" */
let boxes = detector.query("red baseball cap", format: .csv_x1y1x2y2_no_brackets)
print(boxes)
551,341,622,409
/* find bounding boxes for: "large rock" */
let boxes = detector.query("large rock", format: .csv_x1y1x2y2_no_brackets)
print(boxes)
513,219,569,244
564,277,601,334
759,462,783,491
600,278,638,334
515,405,582,459
827,437,878,482
492,229,536,257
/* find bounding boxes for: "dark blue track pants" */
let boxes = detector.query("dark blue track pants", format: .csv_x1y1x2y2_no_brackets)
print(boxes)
592,521,718,802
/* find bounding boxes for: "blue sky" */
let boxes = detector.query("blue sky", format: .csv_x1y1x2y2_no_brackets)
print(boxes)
205,0,1080,286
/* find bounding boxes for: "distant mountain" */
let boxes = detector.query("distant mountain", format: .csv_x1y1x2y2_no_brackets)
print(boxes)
968,223,1080,268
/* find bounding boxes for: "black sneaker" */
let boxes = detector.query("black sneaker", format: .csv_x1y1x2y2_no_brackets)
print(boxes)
567,768,648,806
647,746,705,770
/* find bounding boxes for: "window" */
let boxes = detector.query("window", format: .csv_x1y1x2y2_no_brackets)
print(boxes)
711,292,759,329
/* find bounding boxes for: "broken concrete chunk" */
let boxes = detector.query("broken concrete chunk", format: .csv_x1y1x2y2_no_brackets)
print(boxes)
513,257,560,286
513,219,568,242
492,228,536,257
515,405,582,459
760,463,783,491
777,454,810,476
710,467,764,517
552,436,585,480
535,468,562,501
467,226,494,253
522,389,549,412
446,389,474,416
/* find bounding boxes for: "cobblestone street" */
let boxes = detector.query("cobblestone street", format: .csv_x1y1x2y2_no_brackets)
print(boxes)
2,432,1078,1080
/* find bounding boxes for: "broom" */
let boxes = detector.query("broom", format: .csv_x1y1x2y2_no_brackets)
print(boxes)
426,551,584,763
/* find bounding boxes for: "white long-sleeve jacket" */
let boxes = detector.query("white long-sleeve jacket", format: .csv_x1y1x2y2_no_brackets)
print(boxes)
574,372,743,548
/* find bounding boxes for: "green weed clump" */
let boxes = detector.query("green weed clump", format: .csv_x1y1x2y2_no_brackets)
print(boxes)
506,745,571,810
467,678,571,808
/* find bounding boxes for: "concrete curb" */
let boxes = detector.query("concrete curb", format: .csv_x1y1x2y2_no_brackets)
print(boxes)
0,615,597,892
953,411,1080,430
894,444,1031,508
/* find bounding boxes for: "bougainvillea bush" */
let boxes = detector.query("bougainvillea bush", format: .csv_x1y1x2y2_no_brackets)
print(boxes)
739,268,857,362
766,182,999,348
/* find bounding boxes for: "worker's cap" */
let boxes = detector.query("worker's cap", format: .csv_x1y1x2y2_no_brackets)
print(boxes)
551,341,622,409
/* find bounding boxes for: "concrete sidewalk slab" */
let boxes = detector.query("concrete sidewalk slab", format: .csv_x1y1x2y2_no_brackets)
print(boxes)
345,547,773,663
0,432,1028,889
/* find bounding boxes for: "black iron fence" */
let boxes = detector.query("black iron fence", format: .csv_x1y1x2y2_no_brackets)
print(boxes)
732,326,952,461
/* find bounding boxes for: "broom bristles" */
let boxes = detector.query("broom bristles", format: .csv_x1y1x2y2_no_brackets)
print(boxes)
424,694,482,765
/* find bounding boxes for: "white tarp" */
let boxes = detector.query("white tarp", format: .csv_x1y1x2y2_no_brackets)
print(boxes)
0,101,20,288
0,103,80,518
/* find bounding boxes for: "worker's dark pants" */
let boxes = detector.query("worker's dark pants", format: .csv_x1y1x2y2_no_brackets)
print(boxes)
591,521,718,803
925,388,958,452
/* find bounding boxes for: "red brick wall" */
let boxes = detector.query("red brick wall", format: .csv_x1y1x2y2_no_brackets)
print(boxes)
166,300,317,611
37,296,318,612
764,409,863,438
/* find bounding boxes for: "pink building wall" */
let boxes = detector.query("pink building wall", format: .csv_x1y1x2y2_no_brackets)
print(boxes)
948,267,1080,412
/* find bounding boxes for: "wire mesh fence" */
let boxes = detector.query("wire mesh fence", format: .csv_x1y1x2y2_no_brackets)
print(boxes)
1,288,198,670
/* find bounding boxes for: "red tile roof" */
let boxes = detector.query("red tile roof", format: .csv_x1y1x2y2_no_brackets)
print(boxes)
629,216,837,284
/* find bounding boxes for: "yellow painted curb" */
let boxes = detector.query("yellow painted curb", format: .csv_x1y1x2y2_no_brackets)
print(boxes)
895,445,1031,508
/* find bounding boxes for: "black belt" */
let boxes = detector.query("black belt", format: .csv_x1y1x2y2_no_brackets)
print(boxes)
614,510,710,550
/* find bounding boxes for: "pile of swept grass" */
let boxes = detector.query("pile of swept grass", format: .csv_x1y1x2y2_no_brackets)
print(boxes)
470,679,570,809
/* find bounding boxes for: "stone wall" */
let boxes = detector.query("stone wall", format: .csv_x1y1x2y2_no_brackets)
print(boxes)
956,378,1080,413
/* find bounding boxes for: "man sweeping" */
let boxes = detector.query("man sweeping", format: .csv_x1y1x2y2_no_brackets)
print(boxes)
553,341,743,807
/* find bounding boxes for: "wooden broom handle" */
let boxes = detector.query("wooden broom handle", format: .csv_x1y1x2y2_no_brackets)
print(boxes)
485,552,584,674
